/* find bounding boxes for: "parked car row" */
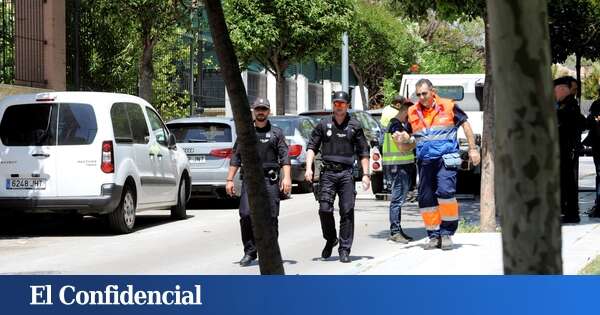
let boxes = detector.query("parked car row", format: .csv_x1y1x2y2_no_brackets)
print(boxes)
0,92,384,234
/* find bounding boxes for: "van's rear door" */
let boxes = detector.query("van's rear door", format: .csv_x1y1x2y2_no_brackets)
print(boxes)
54,103,102,197
0,103,58,198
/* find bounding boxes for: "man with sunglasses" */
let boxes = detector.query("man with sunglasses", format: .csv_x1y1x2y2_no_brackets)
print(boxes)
304,91,370,263
406,79,480,250
225,98,292,267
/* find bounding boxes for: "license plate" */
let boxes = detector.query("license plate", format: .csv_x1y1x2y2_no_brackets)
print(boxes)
5,178,47,190
189,155,207,164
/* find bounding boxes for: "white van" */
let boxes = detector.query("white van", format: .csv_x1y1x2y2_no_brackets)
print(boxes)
0,92,191,233
400,74,484,192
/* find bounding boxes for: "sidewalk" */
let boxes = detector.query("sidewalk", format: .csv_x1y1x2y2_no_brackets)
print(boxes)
350,158,600,275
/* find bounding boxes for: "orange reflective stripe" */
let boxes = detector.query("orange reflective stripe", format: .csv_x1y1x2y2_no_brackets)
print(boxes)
421,208,441,226
438,199,459,221
408,97,456,134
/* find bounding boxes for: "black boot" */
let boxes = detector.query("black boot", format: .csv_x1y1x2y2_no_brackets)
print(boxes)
321,239,339,259
339,250,351,263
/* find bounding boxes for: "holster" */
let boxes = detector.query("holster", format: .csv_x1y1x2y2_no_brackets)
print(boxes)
312,181,321,201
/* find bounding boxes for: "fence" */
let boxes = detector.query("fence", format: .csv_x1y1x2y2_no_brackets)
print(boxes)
14,0,45,86
308,82,323,111
0,0,15,84
284,77,297,114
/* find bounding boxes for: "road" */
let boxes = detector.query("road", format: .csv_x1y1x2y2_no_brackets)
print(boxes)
0,157,595,275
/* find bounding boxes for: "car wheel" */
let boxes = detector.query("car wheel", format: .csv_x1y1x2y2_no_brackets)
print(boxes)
170,177,188,220
108,184,136,234
297,181,313,193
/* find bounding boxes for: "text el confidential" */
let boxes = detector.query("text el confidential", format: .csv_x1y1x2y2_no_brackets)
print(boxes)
30,284,202,306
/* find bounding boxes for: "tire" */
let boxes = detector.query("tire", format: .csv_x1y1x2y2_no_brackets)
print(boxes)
297,181,313,193
371,172,384,194
170,177,188,220
108,185,136,234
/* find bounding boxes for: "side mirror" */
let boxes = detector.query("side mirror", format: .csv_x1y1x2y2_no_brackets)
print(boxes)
168,133,177,150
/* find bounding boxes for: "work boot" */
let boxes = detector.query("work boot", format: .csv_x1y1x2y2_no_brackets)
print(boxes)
239,254,256,267
339,250,351,263
424,237,441,250
561,215,581,224
321,239,339,259
388,233,409,244
440,235,453,251
588,206,600,218
399,229,414,242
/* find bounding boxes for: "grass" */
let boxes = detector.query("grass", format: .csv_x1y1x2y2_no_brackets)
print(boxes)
457,218,481,233
579,255,600,275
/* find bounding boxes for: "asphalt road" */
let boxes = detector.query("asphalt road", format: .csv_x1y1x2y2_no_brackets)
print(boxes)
0,157,594,275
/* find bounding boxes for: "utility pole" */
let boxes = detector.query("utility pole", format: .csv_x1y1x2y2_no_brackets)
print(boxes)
197,8,204,113
189,3,196,117
341,32,349,93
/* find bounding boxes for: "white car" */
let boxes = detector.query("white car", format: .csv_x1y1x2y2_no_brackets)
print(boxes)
0,92,191,233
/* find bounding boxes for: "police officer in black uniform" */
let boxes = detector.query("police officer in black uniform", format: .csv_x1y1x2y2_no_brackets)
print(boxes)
305,91,370,263
226,98,292,266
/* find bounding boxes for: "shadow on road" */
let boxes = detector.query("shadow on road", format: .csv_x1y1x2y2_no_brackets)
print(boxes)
0,212,190,239
311,255,374,262
369,228,427,241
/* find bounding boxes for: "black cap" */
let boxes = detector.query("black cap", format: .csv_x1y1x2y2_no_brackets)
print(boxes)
332,91,350,103
252,97,270,109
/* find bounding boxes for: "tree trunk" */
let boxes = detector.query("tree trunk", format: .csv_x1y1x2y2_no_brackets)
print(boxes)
276,72,286,115
480,15,496,232
204,0,285,275
350,63,368,109
487,0,562,274
139,35,156,102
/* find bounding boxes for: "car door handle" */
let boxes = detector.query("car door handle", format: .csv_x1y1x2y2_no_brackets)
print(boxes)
32,153,50,158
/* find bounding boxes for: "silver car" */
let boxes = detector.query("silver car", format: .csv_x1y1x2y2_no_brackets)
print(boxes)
270,115,317,193
166,117,241,200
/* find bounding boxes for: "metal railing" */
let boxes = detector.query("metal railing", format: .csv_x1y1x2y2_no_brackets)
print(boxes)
0,0,15,84
14,0,45,86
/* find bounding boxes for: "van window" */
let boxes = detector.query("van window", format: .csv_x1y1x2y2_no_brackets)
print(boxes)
146,108,169,146
433,86,464,101
111,103,132,143
270,119,295,136
168,123,232,143
56,104,97,145
110,102,150,144
127,103,150,144
0,103,96,146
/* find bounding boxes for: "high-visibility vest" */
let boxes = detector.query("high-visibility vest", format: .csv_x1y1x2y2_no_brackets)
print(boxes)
407,96,459,160
380,106,414,165
382,132,415,165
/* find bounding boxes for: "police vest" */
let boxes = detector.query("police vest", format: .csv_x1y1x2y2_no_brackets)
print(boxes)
320,116,362,166
407,97,459,160
255,123,283,170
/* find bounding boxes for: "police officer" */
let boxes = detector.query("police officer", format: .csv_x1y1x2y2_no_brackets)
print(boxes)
305,91,370,263
225,98,292,266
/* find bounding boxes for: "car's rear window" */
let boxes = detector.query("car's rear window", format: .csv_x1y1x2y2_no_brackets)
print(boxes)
0,103,97,146
168,123,232,143
270,119,296,136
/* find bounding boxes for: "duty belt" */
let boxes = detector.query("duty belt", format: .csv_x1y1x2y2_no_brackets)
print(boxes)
264,168,279,181
321,162,351,172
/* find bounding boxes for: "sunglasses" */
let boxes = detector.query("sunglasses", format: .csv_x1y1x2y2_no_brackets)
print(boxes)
415,91,429,97
333,101,347,107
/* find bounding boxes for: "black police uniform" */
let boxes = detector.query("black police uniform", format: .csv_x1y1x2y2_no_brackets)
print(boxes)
307,114,370,255
230,120,290,258
557,94,585,221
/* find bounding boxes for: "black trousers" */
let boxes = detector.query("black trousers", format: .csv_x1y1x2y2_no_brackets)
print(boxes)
560,150,579,218
318,169,356,253
239,177,280,257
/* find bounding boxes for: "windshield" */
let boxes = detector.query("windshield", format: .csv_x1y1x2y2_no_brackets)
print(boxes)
168,123,232,143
